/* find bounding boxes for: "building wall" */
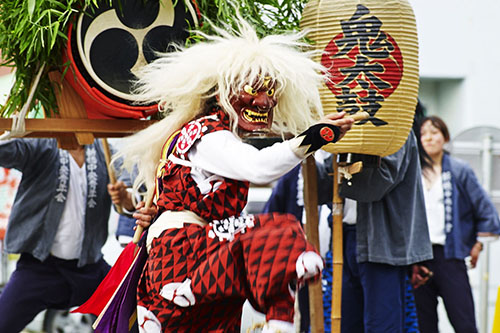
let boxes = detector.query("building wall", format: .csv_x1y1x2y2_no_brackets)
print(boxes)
409,0,500,136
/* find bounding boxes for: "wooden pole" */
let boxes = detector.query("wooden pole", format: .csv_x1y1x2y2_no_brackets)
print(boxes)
331,155,343,333
0,118,156,135
48,71,94,149
101,138,123,215
302,155,325,333
132,193,154,244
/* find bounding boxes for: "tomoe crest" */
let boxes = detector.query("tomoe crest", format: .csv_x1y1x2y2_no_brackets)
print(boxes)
69,0,196,108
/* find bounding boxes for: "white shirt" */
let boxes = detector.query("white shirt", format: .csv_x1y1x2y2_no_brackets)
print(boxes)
187,130,302,185
50,156,87,259
422,174,446,245
343,198,357,225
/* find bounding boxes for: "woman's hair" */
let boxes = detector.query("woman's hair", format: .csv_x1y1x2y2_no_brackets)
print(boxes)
419,114,450,170
413,100,432,170
114,17,328,200
420,115,450,142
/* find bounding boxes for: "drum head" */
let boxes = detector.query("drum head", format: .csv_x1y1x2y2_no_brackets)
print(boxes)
73,0,196,105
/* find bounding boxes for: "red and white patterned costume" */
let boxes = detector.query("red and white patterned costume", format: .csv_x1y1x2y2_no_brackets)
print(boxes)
137,108,322,332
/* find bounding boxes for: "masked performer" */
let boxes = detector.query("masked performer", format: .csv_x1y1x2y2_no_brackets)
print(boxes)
116,19,353,333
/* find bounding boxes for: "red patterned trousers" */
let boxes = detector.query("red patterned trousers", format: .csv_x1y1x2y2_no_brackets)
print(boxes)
137,212,320,332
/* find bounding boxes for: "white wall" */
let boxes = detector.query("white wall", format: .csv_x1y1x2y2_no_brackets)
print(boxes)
409,0,500,134
0,74,13,104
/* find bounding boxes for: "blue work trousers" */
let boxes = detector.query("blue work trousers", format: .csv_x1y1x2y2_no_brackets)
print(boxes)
341,224,407,333
414,245,477,333
0,253,109,333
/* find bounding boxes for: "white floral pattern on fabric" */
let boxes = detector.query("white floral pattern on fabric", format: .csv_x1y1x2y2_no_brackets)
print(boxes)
137,305,162,333
160,278,195,307
208,214,256,242
176,114,217,158
296,251,323,280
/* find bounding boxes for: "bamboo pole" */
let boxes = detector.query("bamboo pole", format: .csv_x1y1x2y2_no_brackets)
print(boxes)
302,155,325,333
101,138,123,215
331,155,343,333
132,193,154,244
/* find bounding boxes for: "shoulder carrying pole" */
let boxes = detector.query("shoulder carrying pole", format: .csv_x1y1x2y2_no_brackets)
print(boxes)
132,193,154,244
331,155,343,333
101,138,123,215
302,155,325,332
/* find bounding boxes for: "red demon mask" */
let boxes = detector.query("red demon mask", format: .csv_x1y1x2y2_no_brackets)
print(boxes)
230,76,277,133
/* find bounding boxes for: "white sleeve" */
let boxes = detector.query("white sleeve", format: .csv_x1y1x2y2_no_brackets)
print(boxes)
187,130,303,184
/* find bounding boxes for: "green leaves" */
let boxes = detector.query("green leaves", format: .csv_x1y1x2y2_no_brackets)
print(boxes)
0,0,101,117
27,0,36,19
193,0,308,37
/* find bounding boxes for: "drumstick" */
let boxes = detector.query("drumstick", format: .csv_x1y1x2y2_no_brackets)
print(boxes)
346,111,370,122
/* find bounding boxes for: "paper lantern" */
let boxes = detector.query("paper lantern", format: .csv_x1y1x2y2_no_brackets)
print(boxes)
301,0,419,156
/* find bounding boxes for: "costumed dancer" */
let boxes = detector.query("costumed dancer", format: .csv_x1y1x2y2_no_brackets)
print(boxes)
115,18,354,332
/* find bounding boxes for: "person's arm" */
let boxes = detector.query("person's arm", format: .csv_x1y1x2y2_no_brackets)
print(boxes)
339,133,414,202
460,163,500,235
469,241,483,268
453,161,500,268
411,264,433,288
0,139,40,171
107,181,135,212
189,131,302,184
107,155,142,213
189,112,352,184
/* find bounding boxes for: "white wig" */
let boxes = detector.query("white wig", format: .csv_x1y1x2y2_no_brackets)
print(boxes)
116,18,327,199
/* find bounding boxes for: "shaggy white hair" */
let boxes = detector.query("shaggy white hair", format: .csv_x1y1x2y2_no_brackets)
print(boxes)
115,18,328,200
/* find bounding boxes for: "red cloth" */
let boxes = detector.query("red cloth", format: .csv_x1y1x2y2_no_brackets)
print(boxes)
156,109,250,222
73,242,138,316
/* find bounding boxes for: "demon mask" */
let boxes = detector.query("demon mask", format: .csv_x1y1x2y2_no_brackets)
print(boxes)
230,76,277,133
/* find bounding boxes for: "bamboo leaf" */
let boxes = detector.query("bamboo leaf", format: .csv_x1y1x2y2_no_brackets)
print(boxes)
50,22,60,49
49,8,64,16
33,10,49,24
27,0,36,19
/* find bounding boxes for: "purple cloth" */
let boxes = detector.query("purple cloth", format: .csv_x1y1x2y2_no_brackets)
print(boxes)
94,244,147,332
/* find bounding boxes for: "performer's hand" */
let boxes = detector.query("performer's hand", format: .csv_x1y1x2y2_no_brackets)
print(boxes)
133,201,158,230
469,241,483,268
411,264,432,289
317,112,354,141
107,181,134,211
